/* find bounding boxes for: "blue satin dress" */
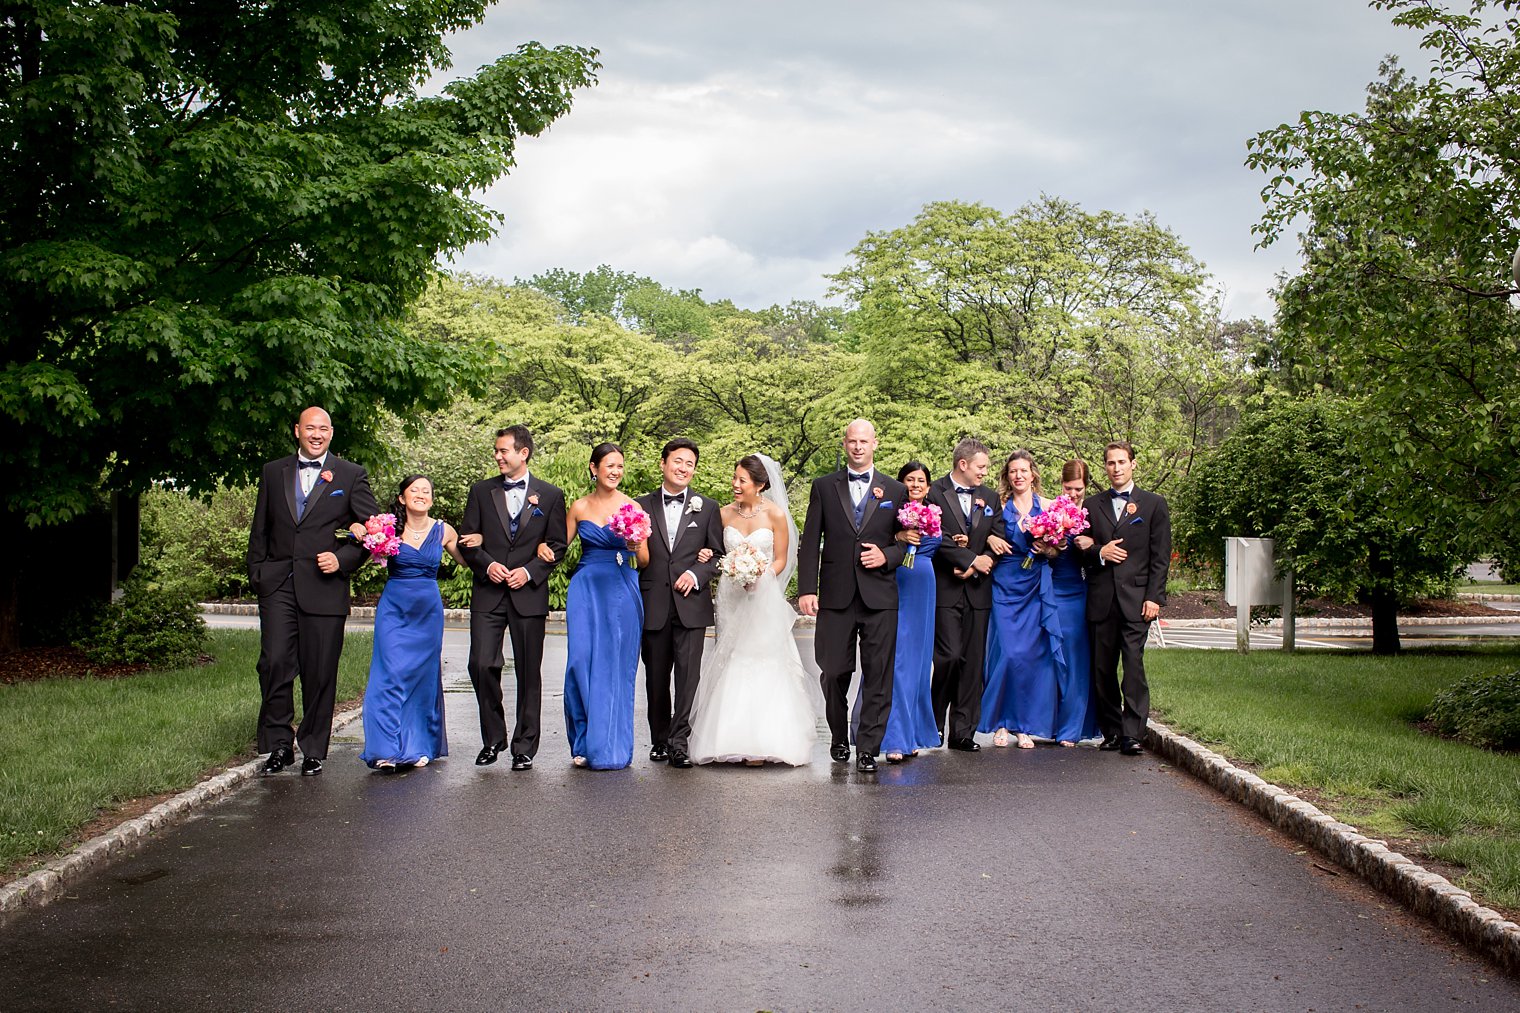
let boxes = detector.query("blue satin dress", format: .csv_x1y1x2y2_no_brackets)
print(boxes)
360,522,448,767
564,520,644,770
1050,535,1100,742
980,496,1067,738
879,534,943,755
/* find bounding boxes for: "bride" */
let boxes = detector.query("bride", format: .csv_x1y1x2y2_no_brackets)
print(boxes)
687,454,817,766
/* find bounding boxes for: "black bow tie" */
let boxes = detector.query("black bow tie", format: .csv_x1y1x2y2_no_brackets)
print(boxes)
1115,489,1132,500
954,485,973,496
503,479,526,491
847,472,870,483
298,459,322,469
663,493,685,506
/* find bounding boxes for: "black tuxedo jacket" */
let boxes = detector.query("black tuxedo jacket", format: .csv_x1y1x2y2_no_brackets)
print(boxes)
459,474,568,618
798,469,909,611
925,475,1005,611
246,453,380,615
1082,487,1172,623
635,489,725,630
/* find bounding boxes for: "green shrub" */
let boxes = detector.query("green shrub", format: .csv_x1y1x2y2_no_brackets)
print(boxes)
139,484,257,600
1427,668,1520,750
76,580,207,667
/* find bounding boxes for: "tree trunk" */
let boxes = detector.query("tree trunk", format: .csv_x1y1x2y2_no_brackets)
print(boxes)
1369,588,1401,655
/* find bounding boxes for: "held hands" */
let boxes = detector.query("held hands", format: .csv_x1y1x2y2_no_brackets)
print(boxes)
859,542,887,569
1100,538,1127,564
674,571,699,596
986,534,1012,556
504,566,531,590
486,561,511,584
316,551,340,575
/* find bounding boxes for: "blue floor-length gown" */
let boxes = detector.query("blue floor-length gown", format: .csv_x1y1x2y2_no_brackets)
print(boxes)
1050,535,1100,742
980,496,1068,738
360,521,448,767
564,520,644,770
862,533,943,756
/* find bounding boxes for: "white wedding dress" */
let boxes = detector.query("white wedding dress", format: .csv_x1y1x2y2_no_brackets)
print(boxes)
687,526,818,766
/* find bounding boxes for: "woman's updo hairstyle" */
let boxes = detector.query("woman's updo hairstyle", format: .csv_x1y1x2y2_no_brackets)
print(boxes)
735,455,771,492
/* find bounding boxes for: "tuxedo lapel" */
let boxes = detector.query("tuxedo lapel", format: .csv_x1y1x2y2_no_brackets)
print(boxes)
651,493,673,555
492,482,512,540
859,469,883,529
283,460,299,524
834,472,857,529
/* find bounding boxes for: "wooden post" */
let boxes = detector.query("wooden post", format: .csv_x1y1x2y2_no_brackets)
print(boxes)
1281,567,1295,652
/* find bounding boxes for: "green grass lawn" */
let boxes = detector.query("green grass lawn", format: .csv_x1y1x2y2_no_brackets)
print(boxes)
0,628,371,872
1462,582,1520,595
1150,647,1520,911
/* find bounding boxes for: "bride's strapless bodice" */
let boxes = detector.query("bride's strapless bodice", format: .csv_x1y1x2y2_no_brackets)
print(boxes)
723,525,774,562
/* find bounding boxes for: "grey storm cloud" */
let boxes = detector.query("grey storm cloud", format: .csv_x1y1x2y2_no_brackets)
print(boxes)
437,1,1430,319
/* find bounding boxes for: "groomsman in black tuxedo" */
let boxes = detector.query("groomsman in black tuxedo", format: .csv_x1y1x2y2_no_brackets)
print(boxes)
635,438,726,769
925,437,1009,751
460,425,567,771
798,418,908,773
247,406,380,776
1083,441,1171,757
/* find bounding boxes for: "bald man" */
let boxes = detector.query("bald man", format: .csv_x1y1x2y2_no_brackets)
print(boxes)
798,418,909,773
246,407,379,776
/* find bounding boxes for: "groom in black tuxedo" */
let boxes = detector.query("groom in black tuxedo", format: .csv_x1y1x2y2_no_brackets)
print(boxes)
798,418,908,773
247,406,380,776
1083,441,1171,756
636,438,726,769
460,425,567,771
925,437,1008,751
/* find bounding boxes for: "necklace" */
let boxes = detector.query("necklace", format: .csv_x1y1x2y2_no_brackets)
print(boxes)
734,503,759,519
404,522,431,540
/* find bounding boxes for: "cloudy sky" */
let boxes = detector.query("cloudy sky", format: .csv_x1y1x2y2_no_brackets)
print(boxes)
437,1,1429,321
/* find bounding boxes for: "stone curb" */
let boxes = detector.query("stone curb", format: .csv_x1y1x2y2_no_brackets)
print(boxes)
201,602,1520,632
1144,718,1520,974
0,705,363,926
1458,592,1520,602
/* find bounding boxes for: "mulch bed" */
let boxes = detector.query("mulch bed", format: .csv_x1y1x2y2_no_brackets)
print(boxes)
1161,591,1510,621
0,646,214,686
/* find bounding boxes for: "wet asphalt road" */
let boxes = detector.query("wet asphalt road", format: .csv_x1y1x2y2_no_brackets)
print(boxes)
4,630,1518,1011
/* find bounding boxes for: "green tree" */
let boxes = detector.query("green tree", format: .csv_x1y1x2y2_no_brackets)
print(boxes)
1176,396,1461,654
0,2,596,645
1246,0,1520,571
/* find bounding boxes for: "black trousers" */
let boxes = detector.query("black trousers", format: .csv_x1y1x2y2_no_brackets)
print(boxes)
932,600,989,742
641,620,707,753
256,581,346,759
1089,613,1151,739
468,600,547,757
816,592,897,756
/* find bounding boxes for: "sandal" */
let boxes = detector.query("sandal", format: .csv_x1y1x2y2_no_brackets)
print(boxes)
1015,733,1035,749
885,752,904,763
993,728,1011,748
572,756,588,767
1058,741,1076,748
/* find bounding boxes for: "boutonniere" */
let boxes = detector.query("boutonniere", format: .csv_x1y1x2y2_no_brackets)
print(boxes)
1125,502,1138,516
687,495,703,513
319,470,333,484
871,487,884,500
527,493,543,518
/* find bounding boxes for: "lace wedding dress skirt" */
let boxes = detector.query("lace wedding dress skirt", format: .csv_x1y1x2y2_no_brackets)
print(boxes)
688,526,817,765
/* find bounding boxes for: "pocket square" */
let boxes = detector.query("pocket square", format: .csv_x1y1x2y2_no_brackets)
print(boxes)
1128,516,1144,525
878,500,893,509
687,520,698,528
328,490,344,497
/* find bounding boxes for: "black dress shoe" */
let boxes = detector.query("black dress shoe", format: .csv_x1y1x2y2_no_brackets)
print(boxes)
300,757,323,776
261,746,295,776
855,753,878,773
649,744,669,763
668,749,693,769
948,737,981,752
829,743,850,762
1098,734,1123,751
475,744,503,766
1119,736,1143,756
510,754,532,771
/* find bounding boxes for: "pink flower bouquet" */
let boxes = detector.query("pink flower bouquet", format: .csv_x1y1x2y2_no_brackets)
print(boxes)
1021,495,1090,568
340,512,402,567
896,500,943,569
607,502,652,558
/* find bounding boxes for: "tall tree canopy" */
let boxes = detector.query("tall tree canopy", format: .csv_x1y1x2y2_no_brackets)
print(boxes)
0,2,599,526
1246,0,1520,572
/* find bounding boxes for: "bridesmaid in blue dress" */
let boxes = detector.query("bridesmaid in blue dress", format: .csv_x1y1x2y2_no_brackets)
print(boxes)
563,443,649,770
1051,459,1101,746
877,461,944,761
359,475,469,770
980,450,1068,749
